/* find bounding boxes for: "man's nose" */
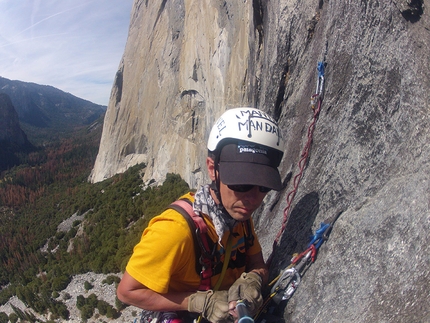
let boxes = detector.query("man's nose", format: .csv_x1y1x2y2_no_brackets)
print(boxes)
243,186,262,202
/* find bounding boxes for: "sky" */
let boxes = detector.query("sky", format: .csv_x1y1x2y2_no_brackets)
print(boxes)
0,0,134,106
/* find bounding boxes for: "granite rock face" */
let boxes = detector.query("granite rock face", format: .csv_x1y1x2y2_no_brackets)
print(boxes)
90,0,259,186
91,0,429,321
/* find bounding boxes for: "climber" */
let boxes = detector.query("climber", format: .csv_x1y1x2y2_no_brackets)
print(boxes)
116,107,284,323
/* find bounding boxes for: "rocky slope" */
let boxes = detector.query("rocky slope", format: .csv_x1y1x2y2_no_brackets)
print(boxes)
0,273,139,323
91,0,429,322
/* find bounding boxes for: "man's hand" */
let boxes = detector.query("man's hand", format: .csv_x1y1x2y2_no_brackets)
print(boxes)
228,272,263,315
188,290,233,323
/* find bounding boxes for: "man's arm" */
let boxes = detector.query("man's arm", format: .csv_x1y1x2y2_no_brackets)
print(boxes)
246,251,269,285
118,271,232,323
117,271,191,311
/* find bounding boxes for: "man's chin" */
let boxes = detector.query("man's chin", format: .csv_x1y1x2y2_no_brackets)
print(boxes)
230,212,252,222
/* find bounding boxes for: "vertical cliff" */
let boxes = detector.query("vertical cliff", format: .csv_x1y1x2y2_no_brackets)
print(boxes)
0,93,34,171
90,0,260,187
92,0,429,321
0,93,28,145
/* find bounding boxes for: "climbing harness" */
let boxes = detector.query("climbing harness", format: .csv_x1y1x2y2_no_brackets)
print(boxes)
169,197,253,293
170,198,215,291
140,310,183,323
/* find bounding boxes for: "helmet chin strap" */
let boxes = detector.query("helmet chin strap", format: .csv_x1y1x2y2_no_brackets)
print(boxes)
209,155,237,227
210,179,237,229
210,156,224,208
210,180,221,204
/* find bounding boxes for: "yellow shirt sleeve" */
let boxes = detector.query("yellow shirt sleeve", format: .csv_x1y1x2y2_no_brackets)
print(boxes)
126,195,201,293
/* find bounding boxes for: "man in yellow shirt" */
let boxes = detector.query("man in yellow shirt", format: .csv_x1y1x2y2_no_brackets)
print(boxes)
117,107,284,323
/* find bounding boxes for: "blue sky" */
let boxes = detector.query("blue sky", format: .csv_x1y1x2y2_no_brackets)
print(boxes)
0,0,133,106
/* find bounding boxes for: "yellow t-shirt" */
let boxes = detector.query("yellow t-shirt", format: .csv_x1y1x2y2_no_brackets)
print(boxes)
126,192,262,294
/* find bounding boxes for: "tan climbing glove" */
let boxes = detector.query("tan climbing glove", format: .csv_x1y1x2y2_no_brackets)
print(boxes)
228,272,263,315
188,290,232,323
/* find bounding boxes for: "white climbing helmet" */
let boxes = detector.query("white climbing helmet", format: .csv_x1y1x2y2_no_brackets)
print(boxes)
208,107,284,153
207,107,284,191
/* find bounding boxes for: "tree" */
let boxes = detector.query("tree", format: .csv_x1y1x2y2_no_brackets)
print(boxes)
0,312,8,323
97,300,109,315
84,281,94,291
8,313,18,323
76,295,85,309
51,275,70,291
80,305,94,322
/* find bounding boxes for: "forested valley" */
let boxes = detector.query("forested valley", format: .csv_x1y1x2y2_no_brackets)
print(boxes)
0,122,190,322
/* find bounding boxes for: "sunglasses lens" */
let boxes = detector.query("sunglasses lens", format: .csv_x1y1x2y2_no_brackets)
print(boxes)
259,186,271,193
228,184,254,192
228,184,271,193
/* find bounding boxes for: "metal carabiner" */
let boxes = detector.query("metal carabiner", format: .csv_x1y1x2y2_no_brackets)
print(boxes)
270,268,301,304
315,61,325,96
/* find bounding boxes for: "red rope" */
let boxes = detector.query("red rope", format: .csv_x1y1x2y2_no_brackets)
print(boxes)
268,94,323,265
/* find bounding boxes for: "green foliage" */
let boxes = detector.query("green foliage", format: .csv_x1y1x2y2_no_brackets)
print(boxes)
102,275,121,285
72,220,81,227
0,312,8,323
76,295,86,309
84,281,94,291
49,299,69,320
0,285,15,306
8,313,18,323
76,293,118,321
80,304,94,322
51,275,71,292
0,124,191,318
106,305,119,319
97,300,109,315
115,296,128,311
10,305,36,322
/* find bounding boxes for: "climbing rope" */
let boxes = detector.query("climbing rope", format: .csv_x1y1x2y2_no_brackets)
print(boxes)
268,61,326,266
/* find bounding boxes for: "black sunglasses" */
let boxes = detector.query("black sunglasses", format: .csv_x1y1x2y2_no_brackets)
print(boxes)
227,184,272,193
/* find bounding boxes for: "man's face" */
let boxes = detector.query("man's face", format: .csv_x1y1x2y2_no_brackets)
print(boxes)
218,181,268,221
206,157,268,221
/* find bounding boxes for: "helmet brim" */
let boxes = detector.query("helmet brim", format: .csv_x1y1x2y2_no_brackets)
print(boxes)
218,142,283,191
219,161,283,191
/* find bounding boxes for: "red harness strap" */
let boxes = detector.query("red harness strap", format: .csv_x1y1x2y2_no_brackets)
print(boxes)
169,199,213,291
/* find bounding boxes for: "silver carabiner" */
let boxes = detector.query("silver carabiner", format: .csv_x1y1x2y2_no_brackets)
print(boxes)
270,268,301,304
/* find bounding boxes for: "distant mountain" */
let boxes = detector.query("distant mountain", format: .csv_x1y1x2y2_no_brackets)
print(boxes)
0,93,34,170
0,76,106,132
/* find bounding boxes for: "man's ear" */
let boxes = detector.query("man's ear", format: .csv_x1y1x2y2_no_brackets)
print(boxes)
206,157,216,181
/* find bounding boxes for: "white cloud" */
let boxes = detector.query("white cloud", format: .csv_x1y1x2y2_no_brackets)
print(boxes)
0,0,133,105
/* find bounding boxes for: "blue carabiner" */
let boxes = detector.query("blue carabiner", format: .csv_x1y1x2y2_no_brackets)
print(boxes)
317,61,325,78
308,222,330,249
315,61,325,96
